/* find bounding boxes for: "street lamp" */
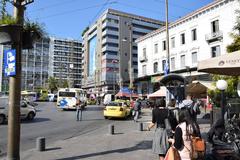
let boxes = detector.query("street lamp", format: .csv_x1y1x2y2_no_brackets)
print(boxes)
216,79,228,120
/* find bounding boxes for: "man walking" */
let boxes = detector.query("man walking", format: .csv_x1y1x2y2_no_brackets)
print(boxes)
76,98,83,121
133,99,141,122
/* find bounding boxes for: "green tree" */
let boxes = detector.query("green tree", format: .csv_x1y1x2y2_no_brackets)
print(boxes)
62,80,69,88
48,76,58,93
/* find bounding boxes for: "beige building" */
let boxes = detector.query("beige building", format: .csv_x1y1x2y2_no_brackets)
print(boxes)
82,8,164,94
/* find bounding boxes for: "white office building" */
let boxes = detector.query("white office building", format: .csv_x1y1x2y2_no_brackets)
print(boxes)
82,8,164,94
49,37,83,88
136,0,240,95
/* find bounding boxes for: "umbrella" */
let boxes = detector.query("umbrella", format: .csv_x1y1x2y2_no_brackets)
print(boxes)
147,87,166,98
186,81,215,95
198,50,240,76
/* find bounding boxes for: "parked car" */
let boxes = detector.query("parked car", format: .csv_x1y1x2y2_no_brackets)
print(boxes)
103,101,131,119
0,97,36,124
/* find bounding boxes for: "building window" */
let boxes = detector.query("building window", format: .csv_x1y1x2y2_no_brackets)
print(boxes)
162,60,166,71
171,57,175,70
143,48,146,58
153,62,158,73
171,37,175,48
162,41,166,51
192,52,197,64
180,33,185,45
142,65,146,75
191,28,197,41
154,43,158,54
211,20,219,33
211,45,220,57
180,55,185,68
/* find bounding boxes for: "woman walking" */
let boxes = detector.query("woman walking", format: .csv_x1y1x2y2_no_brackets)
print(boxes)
147,99,170,160
168,109,201,160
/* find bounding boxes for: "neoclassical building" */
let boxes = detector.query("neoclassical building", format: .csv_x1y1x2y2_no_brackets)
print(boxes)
136,0,240,96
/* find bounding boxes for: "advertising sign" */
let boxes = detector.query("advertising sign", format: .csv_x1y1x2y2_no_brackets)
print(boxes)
4,49,16,76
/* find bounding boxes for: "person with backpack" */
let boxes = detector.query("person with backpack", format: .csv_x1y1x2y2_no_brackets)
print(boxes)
133,99,141,122
179,94,198,122
168,109,202,160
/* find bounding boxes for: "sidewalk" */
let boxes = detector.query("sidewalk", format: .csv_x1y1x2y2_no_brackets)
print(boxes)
19,108,211,160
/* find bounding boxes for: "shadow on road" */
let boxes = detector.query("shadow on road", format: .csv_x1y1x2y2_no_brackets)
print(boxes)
21,117,51,123
55,140,152,160
85,106,104,111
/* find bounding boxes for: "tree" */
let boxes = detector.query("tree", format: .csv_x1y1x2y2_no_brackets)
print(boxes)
48,76,58,93
62,80,69,88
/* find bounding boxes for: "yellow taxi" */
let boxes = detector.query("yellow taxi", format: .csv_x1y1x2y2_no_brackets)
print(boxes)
103,101,131,119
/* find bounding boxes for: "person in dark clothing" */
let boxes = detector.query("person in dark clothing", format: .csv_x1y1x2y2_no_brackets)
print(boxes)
133,99,141,122
169,109,201,160
147,99,170,160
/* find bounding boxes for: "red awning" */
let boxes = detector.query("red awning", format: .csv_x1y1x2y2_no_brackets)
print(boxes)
115,92,138,98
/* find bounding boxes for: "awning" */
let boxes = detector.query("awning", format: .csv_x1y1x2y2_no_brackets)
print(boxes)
147,87,166,98
187,81,215,95
198,50,240,76
115,92,138,98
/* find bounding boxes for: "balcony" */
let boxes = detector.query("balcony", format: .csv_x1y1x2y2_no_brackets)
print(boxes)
205,31,223,43
139,56,147,63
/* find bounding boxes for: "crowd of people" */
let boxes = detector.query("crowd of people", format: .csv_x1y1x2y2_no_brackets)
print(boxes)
147,94,203,160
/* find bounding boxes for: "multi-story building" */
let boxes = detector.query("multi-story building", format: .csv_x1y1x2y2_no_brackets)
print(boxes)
82,8,164,94
136,0,239,95
22,38,50,90
49,37,83,88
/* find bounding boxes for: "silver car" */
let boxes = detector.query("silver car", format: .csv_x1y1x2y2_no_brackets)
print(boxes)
0,97,36,124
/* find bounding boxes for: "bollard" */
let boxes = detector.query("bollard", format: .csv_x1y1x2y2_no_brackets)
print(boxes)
109,124,114,135
138,122,143,131
36,137,45,151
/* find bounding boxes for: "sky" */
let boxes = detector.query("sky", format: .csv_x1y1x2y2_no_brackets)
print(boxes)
6,0,213,40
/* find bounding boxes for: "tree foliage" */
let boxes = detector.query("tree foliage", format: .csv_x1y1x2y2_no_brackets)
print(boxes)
48,76,58,93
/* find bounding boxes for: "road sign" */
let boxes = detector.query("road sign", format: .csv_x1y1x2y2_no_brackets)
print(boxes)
4,49,16,76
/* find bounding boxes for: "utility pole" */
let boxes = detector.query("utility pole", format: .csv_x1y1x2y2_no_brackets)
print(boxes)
8,0,24,159
165,0,170,73
7,1,33,159
127,23,133,101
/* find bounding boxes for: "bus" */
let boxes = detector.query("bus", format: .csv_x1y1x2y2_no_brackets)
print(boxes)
57,88,87,110
21,90,37,102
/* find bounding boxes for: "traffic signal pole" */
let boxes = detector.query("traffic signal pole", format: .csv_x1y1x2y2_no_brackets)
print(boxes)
7,0,24,159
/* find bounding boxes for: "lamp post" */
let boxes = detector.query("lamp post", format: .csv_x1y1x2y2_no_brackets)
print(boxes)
216,80,228,121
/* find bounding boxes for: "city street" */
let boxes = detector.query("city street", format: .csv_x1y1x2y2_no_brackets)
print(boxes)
0,102,112,157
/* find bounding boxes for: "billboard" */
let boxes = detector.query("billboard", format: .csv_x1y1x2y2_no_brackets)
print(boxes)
88,36,97,76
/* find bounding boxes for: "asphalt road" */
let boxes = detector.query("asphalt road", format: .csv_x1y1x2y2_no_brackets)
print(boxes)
0,102,112,157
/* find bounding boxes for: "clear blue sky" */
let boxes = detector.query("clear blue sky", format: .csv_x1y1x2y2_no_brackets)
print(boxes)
7,0,213,40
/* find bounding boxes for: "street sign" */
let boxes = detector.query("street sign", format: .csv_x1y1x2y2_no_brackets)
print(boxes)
4,49,16,77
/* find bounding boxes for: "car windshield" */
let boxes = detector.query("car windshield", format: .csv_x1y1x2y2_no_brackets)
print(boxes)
107,102,121,107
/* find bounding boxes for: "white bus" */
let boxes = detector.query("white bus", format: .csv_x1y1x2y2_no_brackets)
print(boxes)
57,88,87,110
21,90,37,102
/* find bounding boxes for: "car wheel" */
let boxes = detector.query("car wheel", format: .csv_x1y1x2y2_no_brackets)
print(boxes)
104,116,108,119
0,115,5,124
27,112,35,120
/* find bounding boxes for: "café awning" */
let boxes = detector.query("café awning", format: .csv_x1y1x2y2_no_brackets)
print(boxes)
187,80,215,95
198,50,240,76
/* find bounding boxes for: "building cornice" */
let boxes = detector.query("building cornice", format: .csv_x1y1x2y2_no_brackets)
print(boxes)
136,0,234,43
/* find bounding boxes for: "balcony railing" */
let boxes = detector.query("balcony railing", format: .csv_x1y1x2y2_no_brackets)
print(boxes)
205,31,223,43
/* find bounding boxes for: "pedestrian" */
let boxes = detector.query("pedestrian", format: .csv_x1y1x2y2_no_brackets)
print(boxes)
147,99,171,160
168,109,201,160
179,94,197,122
133,98,141,122
76,98,83,121
167,99,178,131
